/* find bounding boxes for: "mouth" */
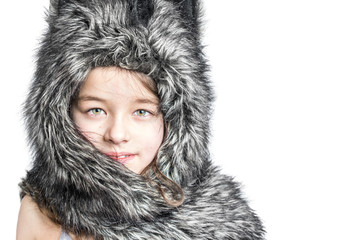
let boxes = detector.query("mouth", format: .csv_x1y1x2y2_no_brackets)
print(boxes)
105,152,136,164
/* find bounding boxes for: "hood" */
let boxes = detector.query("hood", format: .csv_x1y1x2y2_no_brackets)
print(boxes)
20,0,213,237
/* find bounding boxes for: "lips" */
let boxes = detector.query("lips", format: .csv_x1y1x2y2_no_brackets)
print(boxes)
105,152,136,164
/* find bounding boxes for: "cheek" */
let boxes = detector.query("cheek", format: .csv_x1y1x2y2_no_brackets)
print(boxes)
139,120,164,153
72,110,104,143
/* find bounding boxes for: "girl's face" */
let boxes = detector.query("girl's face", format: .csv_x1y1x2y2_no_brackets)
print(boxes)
71,67,164,174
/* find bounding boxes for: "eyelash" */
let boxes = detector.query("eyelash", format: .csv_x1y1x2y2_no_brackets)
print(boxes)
86,108,153,117
134,109,151,117
88,108,105,116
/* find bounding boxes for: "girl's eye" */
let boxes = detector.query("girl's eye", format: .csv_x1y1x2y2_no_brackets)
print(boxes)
88,108,105,116
134,109,150,117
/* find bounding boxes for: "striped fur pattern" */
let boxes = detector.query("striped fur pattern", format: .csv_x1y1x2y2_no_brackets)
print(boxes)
20,0,265,239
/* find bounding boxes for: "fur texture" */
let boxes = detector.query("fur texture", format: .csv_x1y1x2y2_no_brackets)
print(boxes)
20,0,265,239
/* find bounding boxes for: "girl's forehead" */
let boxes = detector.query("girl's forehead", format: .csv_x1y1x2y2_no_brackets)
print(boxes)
80,67,158,102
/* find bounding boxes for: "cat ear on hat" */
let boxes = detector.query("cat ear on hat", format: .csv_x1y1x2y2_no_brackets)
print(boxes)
172,0,196,19
49,0,81,15
170,0,201,33
129,0,154,27
49,0,67,15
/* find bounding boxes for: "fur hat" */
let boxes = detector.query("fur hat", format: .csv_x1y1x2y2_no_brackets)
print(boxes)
21,0,213,236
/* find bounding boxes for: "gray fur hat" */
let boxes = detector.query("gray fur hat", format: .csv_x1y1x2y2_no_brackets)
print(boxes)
20,0,264,239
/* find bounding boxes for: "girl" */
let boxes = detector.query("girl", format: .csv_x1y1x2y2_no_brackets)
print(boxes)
17,0,265,239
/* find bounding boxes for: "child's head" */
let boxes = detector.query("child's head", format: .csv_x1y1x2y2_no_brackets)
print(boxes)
71,66,164,174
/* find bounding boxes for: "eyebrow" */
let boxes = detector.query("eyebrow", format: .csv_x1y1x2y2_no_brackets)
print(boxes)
135,98,159,106
76,96,107,103
77,95,158,105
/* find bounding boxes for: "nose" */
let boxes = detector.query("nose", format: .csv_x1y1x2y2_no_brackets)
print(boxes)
103,116,130,144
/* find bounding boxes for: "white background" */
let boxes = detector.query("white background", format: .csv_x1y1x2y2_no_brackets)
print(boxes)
1,1,359,239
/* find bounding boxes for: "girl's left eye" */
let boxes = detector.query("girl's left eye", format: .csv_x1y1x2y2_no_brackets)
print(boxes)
134,109,150,117
88,108,105,115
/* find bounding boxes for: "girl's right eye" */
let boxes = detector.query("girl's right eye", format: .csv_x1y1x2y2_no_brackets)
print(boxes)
88,108,105,116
